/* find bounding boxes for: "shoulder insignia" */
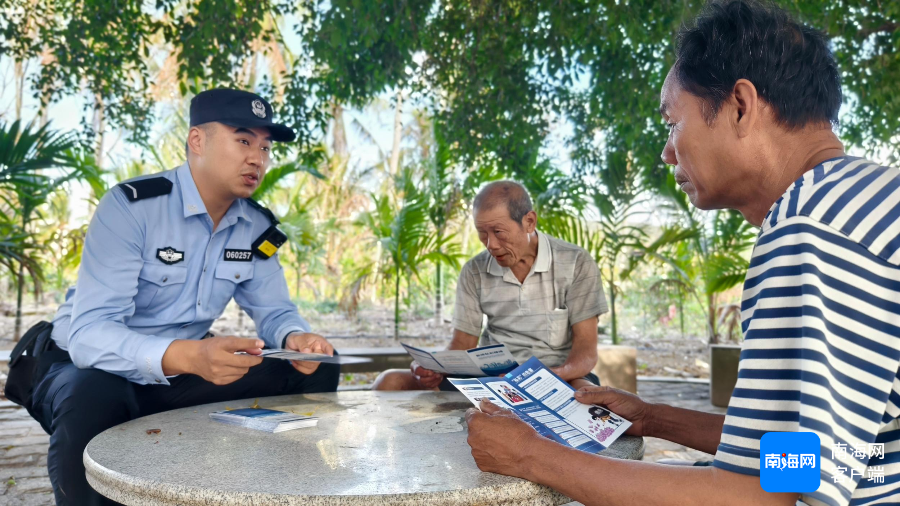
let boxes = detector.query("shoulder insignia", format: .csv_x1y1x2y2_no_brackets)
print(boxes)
117,177,173,202
244,198,280,225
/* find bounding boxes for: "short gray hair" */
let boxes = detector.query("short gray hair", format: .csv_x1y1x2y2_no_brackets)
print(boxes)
473,180,534,224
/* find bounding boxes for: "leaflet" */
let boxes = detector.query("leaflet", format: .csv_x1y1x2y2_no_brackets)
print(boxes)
449,356,631,453
401,343,518,377
238,350,372,365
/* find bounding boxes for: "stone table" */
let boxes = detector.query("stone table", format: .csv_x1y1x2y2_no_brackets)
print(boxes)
84,391,644,506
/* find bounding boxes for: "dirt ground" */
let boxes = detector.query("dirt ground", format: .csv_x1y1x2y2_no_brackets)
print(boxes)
0,299,713,391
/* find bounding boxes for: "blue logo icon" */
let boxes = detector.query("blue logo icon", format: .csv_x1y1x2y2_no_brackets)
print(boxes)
760,432,821,493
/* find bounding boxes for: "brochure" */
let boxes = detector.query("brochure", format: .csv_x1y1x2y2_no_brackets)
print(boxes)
449,357,631,453
401,343,518,377
237,350,372,365
209,408,318,433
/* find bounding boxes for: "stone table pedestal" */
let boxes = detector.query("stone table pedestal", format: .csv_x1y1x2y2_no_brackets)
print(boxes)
85,391,644,505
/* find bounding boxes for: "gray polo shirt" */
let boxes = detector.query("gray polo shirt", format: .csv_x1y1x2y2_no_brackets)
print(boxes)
452,231,608,367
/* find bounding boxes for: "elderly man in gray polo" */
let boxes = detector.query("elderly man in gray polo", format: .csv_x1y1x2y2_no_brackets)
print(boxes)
374,181,607,391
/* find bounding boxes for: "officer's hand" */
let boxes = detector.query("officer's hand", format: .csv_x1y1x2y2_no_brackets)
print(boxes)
284,333,334,375
192,337,264,385
574,386,651,437
410,360,444,389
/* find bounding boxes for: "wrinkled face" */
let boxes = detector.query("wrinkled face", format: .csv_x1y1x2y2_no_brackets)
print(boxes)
196,123,273,199
474,205,535,268
659,69,738,209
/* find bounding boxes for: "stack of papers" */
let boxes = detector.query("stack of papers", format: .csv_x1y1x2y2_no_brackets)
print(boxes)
401,343,518,376
209,408,318,433
450,357,632,453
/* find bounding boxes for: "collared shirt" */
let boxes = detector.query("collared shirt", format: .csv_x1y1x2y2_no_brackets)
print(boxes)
452,231,607,367
713,157,900,505
58,162,310,385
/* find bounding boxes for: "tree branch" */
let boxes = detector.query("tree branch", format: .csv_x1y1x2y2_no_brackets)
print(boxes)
859,21,899,39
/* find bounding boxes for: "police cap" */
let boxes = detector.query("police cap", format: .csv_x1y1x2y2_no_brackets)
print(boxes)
189,88,295,142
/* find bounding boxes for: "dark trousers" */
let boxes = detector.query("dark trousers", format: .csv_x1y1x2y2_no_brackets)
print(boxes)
31,358,340,506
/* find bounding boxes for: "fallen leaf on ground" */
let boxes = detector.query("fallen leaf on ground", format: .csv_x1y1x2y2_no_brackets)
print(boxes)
146,429,161,435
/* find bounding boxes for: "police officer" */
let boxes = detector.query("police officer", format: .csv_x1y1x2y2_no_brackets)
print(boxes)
30,88,339,505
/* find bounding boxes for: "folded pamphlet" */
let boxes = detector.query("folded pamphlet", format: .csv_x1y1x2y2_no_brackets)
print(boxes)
209,408,318,433
450,356,631,453
238,349,372,365
401,343,518,377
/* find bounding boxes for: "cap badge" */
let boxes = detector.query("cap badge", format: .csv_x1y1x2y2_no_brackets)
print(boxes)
251,99,266,118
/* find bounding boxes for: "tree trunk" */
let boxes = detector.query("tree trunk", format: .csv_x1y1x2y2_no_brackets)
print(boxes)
38,47,54,127
331,102,348,161
394,270,401,340
14,261,25,341
14,59,25,122
608,274,618,345
707,292,718,345
434,260,443,325
388,91,404,176
678,292,685,339
93,93,105,169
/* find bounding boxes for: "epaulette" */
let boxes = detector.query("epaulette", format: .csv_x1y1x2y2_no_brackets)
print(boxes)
245,198,287,259
245,198,280,225
117,177,173,202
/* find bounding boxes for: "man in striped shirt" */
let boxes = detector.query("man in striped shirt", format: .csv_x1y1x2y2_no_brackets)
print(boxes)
463,1,899,504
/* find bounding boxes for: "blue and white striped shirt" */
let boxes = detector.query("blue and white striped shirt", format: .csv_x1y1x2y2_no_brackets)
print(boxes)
714,157,900,505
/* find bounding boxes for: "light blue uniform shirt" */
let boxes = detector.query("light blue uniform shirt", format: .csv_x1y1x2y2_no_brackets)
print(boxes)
55,162,310,385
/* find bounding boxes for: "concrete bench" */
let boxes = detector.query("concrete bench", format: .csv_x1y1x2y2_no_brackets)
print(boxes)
335,346,437,373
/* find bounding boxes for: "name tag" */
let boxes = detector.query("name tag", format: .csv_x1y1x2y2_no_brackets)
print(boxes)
224,249,253,262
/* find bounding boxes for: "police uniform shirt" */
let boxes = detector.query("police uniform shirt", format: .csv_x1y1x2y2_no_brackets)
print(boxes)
64,162,311,385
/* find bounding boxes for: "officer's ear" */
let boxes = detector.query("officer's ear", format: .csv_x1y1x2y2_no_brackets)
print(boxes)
186,125,207,158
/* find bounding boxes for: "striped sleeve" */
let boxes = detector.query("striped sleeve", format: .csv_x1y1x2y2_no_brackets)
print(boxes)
713,215,900,506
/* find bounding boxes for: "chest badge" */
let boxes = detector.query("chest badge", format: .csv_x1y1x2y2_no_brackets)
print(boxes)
224,249,253,262
157,247,184,265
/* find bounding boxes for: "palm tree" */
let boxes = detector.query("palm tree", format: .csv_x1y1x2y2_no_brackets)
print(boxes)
0,120,92,339
0,214,41,297
357,168,462,340
659,177,757,343
278,191,337,302
556,190,694,345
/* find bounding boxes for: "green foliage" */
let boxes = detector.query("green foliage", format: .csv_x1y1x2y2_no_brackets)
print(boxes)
252,156,327,201
655,177,757,342
303,0,432,106
356,166,463,338
2,0,896,344
0,120,100,337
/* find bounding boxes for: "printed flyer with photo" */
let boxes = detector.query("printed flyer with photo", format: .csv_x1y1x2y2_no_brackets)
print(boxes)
401,343,518,377
450,357,632,453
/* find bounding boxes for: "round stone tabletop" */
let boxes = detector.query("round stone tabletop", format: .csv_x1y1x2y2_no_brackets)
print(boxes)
85,391,644,506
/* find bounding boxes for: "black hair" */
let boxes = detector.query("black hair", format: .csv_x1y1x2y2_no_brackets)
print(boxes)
675,0,841,129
